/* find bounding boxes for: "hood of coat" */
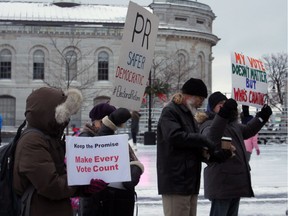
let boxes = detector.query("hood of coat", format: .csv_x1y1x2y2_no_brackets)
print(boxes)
195,111,214,124
25,87,82,137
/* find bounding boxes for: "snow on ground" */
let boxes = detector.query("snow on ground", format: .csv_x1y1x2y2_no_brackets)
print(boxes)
135,143,288,216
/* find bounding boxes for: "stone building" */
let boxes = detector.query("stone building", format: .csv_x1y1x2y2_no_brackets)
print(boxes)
0,0,219,127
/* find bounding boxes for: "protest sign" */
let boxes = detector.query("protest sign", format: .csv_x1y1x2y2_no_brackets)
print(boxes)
66,134,130,186
110,1,159,111
231,52,268,108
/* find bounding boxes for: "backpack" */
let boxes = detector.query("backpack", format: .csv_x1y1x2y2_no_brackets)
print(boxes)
0,120,44,216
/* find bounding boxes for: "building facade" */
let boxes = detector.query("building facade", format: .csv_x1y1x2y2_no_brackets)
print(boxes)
0,0,219,127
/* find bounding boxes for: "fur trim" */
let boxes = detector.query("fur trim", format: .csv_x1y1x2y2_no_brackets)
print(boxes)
130,161,144,174
102,116,117,131
194,111,209,124
171,92,184,104
55,88,83,124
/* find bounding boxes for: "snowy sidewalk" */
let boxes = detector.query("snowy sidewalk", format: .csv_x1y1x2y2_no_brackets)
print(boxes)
134,143,288,216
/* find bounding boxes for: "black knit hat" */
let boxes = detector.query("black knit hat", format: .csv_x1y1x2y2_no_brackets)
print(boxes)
181,78,208,98
208,91,227,110
89,103,116,121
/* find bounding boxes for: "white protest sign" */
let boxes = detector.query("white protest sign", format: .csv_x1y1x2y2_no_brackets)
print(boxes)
110,1,159,111
231,51,268,108
66,134,130,186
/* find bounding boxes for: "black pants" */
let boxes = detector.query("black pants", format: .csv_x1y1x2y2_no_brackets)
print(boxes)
131,132,137,144
80,187,135,216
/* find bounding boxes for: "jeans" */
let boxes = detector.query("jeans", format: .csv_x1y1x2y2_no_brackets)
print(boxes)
209,198,240,216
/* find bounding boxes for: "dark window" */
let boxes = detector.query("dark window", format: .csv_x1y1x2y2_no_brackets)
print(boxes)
33,50,45,80
196,19,205,24
175,17,187,21
0,49,12,79
98,51,109,80
66,51,77,81
0,95,15,126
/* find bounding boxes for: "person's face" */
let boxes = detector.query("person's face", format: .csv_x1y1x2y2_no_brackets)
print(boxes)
213,100,226,113
185,95,205,109
93,120,102,129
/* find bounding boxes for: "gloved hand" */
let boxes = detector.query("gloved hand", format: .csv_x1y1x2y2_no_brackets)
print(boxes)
256,149,260,155
108,108,131,126
256,104,272,122
209,149,233,163
242,105,250,117
218,98,238,119
122,165,142,191
84,179,108,194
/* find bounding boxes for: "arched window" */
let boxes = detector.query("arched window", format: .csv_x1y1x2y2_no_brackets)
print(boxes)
98,51,109,80
0,95,16,126
33,50,45,80
0,49,12,79
65,51,77,81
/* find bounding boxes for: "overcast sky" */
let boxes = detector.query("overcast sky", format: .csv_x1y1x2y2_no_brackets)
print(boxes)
93,0,287,93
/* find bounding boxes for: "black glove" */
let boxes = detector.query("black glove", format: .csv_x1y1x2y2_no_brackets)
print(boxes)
242,105,250,117
122,165,142,191
209,149,232,163
218,99,238,119
108,108,131,126
256,104,272,122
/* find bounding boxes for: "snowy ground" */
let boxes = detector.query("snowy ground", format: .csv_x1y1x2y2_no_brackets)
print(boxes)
134,143,288,216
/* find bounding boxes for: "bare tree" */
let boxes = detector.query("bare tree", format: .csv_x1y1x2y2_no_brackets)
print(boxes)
262,53,288,111
144,50,197,108
151,51,196,92
44,33,107,133
46,34,98,92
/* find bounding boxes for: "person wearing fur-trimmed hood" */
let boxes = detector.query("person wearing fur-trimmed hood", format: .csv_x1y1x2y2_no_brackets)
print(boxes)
196,91,272,216
78,103,144,216
13,87,104,216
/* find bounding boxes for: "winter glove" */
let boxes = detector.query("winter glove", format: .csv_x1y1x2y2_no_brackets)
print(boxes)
209,149,233,163
242,105,250,117
84,179,108,194
123,164,143,191
256,104,272,122
108,108,131,127
218,98,238,119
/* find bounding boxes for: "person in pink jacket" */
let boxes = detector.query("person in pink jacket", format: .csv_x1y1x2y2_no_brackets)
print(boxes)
241,105,260,161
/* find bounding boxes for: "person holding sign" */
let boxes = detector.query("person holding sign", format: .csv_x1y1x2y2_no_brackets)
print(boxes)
197,91,272,216
79,103,117,137
78,104,144,216
13,87,104,216
157,78,215,216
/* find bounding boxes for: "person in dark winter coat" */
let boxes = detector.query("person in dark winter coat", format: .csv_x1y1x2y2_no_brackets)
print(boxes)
79,103,144,216
157,78,215,216
130,110,141,151
13,87,105,216
196,91,272,216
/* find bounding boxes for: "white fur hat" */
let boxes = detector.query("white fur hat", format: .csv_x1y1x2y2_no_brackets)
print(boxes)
55,88,83,124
